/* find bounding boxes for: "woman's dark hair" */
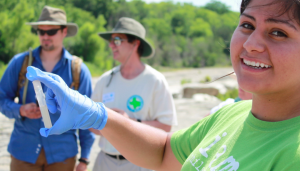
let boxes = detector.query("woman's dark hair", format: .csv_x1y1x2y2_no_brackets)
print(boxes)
126,34,144,57
240,0,300,25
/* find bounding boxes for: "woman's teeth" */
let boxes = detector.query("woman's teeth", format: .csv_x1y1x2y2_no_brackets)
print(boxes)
243,59,271,68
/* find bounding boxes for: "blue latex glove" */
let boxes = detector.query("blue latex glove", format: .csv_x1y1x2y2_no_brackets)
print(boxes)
26,66,108,137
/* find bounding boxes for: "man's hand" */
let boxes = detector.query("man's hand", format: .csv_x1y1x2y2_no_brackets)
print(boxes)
75,162,88,171
20,103,41,119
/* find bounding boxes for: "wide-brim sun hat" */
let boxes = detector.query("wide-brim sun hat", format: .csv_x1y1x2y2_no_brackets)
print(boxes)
26,6,78,37
98,17,154,58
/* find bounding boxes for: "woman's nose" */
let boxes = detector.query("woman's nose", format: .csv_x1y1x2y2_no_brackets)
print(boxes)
243,30,266,53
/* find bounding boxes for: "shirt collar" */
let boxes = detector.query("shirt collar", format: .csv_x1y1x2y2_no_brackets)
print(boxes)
32,46,73,65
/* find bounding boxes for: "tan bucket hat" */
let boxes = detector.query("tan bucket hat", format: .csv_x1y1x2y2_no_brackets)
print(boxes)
98,17,154,58
26,6,78,37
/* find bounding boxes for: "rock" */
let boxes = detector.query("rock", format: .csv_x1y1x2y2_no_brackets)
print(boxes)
220,80,238,90
193,94,221,103
182,82,228,98
172,97,221,131
183,87,218,98
169,85,182,99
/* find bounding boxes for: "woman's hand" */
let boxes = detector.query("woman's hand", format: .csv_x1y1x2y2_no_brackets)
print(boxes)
26,66,108,137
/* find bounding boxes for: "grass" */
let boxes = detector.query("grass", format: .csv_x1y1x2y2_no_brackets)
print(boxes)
200,75,212,83
217,88,239,101
181,78,191,85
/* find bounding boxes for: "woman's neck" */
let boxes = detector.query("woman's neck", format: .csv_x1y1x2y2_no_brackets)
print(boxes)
251,89,300,122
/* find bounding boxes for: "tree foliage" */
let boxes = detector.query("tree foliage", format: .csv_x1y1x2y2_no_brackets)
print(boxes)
0,0,239,74
204,0,231,14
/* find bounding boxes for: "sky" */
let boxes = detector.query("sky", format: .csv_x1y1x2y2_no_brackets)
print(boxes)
142,0,241,12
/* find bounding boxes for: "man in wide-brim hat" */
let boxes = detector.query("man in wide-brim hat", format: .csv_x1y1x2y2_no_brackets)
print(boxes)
27,6,78,37
0,6,94,171
90,17,178,171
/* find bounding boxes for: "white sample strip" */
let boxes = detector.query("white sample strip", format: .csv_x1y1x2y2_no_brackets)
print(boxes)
32,80,52,128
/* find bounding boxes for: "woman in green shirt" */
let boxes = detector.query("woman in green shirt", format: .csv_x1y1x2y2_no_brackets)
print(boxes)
26,0,300,170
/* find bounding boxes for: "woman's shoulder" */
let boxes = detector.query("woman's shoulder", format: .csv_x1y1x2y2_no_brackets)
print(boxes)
220,100,252,114
209,100,252,124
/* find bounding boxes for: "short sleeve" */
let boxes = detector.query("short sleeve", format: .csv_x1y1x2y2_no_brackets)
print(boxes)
151,75,177,125
170,115,213,164
91,76,105,102
170,101,252,164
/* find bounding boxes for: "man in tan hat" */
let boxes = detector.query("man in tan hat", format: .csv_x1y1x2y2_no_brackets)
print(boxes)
0,6,94,171
90,17,177,171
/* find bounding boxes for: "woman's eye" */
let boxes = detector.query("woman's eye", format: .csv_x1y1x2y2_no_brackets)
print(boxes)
241,23,255,30
271,31,287,37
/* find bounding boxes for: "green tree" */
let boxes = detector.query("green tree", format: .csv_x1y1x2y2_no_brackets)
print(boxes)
143,18,172,39
69,0,115,27
0,0,36,63
170,6,195,36
0,30,12,63
0,0,239,70
69,22,101,62
189,18,213,38
204,0,230,15
0,0,19,11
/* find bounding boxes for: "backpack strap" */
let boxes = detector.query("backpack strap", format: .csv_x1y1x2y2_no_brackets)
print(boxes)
70,56,83,90
17,48,34,104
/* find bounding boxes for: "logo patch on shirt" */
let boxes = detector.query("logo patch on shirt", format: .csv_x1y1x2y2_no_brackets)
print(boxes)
102,93,115,103
127,95,144,112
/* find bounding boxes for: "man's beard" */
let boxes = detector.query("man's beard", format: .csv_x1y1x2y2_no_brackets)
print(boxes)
41,40,55,51
41,44,55,51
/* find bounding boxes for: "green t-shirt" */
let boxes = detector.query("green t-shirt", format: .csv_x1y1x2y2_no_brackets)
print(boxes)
171,100,300,171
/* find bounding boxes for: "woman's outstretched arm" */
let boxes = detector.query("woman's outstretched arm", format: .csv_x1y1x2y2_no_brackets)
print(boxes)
25,66,182,170
102,108,182,171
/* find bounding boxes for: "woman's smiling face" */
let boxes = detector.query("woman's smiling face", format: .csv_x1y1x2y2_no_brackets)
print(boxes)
230,0,300,96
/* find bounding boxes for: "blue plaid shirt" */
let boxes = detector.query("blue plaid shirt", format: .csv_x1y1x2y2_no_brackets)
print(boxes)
0,46,95,164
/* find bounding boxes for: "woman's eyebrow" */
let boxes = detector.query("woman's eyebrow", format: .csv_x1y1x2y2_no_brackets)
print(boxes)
266,18,297,31
241,13,255,21
241,12,297,31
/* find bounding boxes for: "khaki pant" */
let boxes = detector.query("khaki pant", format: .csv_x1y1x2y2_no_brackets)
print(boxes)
10,148,76,171
93,151,153,171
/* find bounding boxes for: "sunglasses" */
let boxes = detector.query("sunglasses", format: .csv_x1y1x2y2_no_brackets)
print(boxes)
109,37,127,46
37,28,62,36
